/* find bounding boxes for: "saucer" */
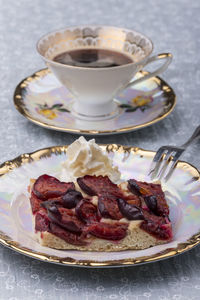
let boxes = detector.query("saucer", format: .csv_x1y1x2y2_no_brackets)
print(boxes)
14,68,176,135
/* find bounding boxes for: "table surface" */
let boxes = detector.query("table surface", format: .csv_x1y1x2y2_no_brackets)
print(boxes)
1,0,200,299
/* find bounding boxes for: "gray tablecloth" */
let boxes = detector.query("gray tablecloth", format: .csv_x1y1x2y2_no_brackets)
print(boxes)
0,0,200,299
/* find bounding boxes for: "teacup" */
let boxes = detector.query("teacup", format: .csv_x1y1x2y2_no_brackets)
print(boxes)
37,25,172,121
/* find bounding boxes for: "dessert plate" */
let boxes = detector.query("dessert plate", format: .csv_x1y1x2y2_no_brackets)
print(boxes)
14,69,176,135
0,145,200,267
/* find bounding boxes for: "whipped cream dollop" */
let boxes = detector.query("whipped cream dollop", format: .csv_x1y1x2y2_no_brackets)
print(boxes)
60,136,121,182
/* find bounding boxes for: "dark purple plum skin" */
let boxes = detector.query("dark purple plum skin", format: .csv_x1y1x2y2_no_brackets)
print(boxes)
77,177,96,196
62,189,83,209
127,179,141,196
117,198,144,220
144,195,158,214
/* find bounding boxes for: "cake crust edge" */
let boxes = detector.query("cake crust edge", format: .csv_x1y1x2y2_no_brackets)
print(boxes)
36,223,167,252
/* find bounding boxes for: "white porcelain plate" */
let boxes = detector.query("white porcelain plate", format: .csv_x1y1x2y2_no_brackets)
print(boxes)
14,69,176,135
0,144,200,267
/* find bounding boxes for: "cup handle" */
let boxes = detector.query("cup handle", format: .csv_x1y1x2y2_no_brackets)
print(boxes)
125,53,173,89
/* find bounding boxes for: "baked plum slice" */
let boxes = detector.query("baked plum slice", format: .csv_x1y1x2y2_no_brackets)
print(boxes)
49,223,87,246
128,179,169,216
77,175,124,197
141,210,172,241
30,191,42,214
76,199,99,224
98,193,123,220
33,174,75,200
46,204,85,234
117,198,144,220
41,189,83,209
88,222,128,241
35,209,49,232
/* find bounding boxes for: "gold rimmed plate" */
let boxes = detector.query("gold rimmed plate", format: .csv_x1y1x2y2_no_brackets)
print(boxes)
14,69,176,135
0,144,200,267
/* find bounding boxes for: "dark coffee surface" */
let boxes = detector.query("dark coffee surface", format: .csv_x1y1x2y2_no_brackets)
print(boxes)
53,48,133,68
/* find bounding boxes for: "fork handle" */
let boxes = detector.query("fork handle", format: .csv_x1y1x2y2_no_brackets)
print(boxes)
181,125,200,148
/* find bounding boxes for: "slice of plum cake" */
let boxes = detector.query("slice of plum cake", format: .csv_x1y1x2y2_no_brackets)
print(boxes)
29,174,172,251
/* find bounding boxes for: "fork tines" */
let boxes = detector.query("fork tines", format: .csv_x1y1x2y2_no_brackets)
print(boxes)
149,146,184,181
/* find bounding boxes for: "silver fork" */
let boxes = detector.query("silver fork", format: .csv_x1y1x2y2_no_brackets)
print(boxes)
149,125,200,181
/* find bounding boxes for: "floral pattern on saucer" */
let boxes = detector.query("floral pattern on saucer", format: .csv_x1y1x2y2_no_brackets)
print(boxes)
119,88,158,112
14,69,176,135
36,103,69,120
